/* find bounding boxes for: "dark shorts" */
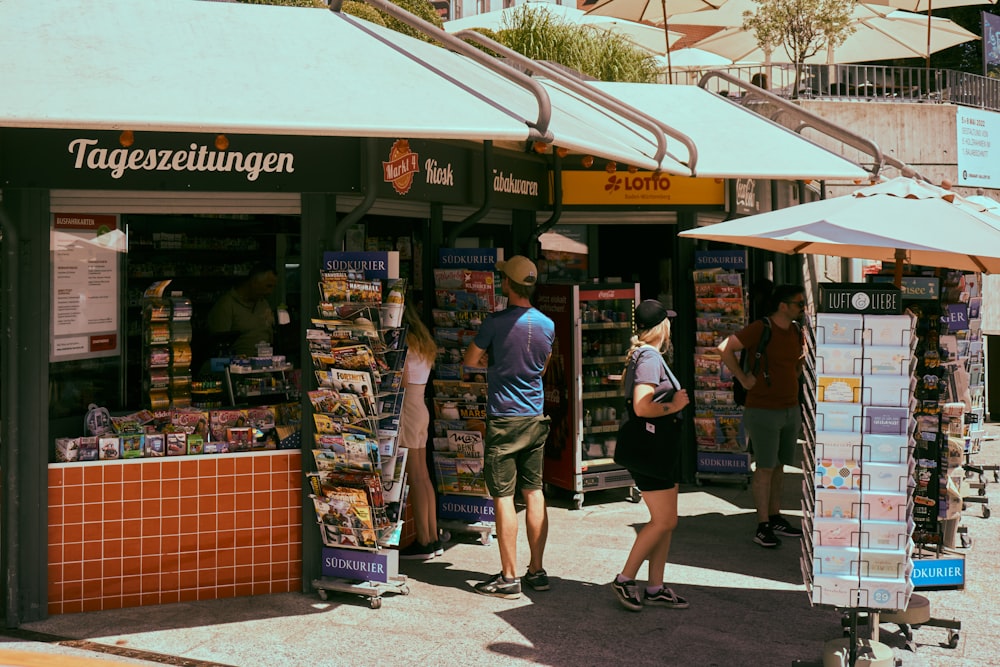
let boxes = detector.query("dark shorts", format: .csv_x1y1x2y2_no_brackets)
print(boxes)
743,406,800,469
628,470,677,492
484,415,551,498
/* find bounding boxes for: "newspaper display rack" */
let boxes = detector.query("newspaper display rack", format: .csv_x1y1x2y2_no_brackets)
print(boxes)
690,251,752,488
307,251,411,608
429,249,505,546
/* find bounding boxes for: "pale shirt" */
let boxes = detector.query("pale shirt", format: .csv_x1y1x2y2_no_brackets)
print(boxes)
403,352,433,386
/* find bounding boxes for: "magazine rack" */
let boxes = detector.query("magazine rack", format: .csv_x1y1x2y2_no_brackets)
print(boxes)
306,261,411,607
429,262,500,546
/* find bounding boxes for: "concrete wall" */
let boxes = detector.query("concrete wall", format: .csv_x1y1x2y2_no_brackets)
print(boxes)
795,100,965,197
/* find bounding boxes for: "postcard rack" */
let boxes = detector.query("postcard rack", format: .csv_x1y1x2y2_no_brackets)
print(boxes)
306,257,411,608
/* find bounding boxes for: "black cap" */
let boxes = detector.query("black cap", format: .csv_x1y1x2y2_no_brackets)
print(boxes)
634,300,675,330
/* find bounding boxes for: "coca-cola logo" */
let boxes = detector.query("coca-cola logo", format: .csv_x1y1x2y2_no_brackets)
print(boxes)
736,178,758,211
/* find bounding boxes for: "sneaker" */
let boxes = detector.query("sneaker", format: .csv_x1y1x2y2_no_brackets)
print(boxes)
474,573,521,599
644,586,689,609
432,539,444,557
754,523,781,548
769,515,803,538
524,569,550,591
398,541,436,560
612,578,643,612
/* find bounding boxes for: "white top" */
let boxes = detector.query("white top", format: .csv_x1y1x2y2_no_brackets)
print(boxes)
403,352,433,386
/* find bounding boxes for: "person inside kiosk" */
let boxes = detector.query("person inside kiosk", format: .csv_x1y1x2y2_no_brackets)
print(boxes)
206,263,278,358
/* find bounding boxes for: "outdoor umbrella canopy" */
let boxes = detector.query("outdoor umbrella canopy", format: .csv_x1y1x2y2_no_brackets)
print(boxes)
865,0,997,65
442,1,685,54
689,3,978,64
677,176,1000,275
584,0,731,79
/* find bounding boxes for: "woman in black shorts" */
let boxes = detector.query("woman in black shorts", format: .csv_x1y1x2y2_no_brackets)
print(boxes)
611,300,690,612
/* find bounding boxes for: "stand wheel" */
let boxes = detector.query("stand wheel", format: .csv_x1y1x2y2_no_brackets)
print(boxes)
399,585,410,596
627,487,642,503
573,493,585,510
947,630,960,649
369,596,382,609
480,532,493,546
960,533,972,548
983,505,991,519
317,589,329,601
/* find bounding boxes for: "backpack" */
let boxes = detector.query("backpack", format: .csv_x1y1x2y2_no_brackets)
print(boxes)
732,317,803,407
733,318,771,407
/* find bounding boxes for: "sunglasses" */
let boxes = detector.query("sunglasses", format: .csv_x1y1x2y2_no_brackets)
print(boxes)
785,300,807,307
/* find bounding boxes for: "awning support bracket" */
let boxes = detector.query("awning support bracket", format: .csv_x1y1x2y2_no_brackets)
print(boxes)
529,149,562,261
334,0,553,143
697,71,928,182
452,30,702,176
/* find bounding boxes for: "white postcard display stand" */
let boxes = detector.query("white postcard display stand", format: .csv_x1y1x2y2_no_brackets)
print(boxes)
307,253,410,608
804,305,918,664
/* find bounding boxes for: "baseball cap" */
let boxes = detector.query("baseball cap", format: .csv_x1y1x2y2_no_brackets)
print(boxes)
496,255,538,286
634,299,676,330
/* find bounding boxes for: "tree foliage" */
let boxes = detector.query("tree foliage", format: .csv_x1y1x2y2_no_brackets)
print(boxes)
492,4,660,83
743,0,854,96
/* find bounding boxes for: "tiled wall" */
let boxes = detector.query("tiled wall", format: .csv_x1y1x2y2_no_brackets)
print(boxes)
47,451,303,615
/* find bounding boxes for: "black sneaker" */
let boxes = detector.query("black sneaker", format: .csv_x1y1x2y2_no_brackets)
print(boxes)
612,578,643,612
398,541,436,560
432,539,444,557
644,586,689,609
769,515,803,538
754,523,781,548
524,569,550,591
474,573,521,599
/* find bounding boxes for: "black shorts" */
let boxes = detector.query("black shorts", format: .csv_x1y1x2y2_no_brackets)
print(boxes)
628,470,677,492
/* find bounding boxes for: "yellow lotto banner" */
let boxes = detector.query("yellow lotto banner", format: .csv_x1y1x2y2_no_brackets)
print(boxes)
558,171,725,206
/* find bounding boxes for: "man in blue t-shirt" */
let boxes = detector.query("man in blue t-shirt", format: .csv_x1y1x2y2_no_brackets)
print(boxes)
464,255,555,600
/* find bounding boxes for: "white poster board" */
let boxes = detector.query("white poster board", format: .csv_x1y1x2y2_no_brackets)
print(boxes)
956,106,1000,188
50,213,123,361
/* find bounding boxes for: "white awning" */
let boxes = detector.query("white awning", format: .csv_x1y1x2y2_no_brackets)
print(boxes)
590,82,870,181
0,0,674,172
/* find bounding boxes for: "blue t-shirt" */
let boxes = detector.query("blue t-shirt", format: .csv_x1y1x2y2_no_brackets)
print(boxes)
473,306,555,417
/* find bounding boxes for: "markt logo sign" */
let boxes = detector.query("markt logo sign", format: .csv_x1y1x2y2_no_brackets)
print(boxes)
383,139,420,196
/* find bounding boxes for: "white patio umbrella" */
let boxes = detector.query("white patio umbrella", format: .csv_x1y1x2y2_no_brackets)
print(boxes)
866,0,997,67
690,3,977,65
677,176,1000,280
584,0,731,81
443,1,684,54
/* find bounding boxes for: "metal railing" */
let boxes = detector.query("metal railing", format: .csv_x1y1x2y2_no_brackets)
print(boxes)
674,63,1000,112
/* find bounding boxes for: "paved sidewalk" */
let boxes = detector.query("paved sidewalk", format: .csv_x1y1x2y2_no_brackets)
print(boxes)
3,426,999,667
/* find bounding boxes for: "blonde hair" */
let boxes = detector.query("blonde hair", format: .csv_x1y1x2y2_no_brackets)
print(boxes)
403,302,437,363
621,317,671,380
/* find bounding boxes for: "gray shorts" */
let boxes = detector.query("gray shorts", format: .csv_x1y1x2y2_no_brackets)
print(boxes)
742,407,800,469
484,415,551,497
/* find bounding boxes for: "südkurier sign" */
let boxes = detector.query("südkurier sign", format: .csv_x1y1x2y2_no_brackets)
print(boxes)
321,546,398,584
911,557,965,589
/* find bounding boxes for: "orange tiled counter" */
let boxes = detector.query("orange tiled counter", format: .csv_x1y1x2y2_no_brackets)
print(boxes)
47,451,303,614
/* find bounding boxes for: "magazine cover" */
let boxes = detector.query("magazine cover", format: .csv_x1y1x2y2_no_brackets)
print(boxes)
166,432,187,456
433,379,488,403
312,489,378,550
144,433,165,457
446,429,485,458
315,368,378,416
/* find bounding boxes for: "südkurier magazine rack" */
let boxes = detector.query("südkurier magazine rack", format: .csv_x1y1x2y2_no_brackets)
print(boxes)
306,253,410,608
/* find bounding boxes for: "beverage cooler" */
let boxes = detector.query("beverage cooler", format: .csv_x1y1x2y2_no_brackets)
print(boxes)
536,283,641,510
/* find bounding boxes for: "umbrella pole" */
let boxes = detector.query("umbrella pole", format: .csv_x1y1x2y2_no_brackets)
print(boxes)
924,0,932,91
893,248,906,288
661,0,673,84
